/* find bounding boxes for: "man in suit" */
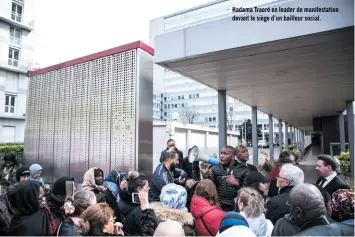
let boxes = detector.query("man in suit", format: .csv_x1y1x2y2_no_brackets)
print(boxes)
315,154,349,196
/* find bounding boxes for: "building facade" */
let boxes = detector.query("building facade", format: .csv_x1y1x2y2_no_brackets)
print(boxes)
150,0,288,143
0,0,35,143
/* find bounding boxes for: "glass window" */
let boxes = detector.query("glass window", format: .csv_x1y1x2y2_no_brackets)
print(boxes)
11,2,23,22
5,94,16,113
8,48,19,67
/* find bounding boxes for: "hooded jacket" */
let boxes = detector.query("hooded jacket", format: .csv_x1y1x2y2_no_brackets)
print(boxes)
150,202,196,236
240,211,273,236
190,195,225,236
29,164,45,188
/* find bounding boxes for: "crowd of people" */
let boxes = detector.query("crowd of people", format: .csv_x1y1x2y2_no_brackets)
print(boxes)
0,140,354,236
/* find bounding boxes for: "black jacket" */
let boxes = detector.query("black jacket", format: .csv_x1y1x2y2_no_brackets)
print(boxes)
0,183,18,235
92,189,120,219
265,186,293,224
117,190,157,236
57,217,82,236
210,159,247,211
182,157,200,180
316,175,349,196
295,215,354,236
159,148,184,169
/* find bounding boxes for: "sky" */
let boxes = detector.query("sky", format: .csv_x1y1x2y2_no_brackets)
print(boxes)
34,0,213,67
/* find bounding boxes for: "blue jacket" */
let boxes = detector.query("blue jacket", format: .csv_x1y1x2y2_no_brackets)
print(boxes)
148,164,174,202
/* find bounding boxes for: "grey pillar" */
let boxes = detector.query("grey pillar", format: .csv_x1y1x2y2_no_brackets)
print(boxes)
346,101,354,176
269,115,274,160
285,123,289,151
278,120,282,151
252,106,258,165
218,90,227,154
339,112,346,152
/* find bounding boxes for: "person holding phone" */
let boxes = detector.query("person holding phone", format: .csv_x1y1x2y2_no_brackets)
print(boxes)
117,171,151,236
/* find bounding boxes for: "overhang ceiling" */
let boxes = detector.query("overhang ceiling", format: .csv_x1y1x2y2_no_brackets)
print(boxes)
158,27,354,132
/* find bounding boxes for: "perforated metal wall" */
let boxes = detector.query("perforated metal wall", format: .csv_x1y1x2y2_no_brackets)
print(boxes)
53,67,72,181
24,47,153,184
70,62,91,182
38,71,56,184
23,75,42,166
111,50,137,171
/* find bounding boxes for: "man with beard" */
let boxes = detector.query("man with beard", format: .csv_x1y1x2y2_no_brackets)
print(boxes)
209,146,241,211
159,139,184,169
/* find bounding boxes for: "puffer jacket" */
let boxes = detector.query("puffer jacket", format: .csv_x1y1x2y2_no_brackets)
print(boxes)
0,183,18,235
210,159,252,211
190,195,225,236
149,163,175,202
150,202,196,236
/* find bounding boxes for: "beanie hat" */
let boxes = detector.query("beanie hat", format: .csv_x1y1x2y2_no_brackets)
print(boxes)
219,212,249,234
16,166,30,181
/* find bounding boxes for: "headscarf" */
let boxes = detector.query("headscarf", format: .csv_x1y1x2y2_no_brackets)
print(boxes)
7,180,57,235
29,164,45,186
104,170,127,203
332,189,354,221
82,167,104,191
160,183,187,210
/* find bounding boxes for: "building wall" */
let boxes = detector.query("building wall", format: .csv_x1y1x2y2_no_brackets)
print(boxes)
0,0,35,143
149,0,287,136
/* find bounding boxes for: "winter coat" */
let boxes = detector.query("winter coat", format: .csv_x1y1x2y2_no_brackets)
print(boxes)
240,211,273,236
150,202,196,236
117,190,157,236
190,195,225,236
265,186,293,224
57,217,82,236
149,163,175,202
0,183,18,235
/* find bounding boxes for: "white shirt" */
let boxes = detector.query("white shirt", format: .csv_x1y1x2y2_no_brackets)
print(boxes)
321,171,337,188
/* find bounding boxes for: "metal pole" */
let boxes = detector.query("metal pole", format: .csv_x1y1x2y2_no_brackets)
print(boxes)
218,90,227,155
252,106,258,165
339,112,346,152
268,114,274,160
285,123,289,151
346,101,354,176
278,119,282,152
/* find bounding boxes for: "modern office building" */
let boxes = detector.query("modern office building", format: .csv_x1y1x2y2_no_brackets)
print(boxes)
0,0,35,143
150,0,286,143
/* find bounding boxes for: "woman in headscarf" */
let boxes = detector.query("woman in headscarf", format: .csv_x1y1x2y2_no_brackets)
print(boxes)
150,183,196,236
57,190,97,236
46,176,75,227
103,170,127,203
82,167,119,218
29,163,50,194
7,180,57,236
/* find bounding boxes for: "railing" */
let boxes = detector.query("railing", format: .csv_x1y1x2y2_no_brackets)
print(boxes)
10,36,21,46
11,12,22,23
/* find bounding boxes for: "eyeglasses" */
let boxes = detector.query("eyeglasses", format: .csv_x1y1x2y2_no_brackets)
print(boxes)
276,175,289,181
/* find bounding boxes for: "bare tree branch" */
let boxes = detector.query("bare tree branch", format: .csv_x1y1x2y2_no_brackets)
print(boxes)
180,106,199,124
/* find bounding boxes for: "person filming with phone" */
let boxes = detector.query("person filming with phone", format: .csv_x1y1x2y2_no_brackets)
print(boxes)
117,171,156,236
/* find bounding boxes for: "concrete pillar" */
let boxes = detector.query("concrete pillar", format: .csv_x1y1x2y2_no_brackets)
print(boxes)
339,112,346,152
204,131,209,154
268,115,274,160
252,106,258,165
186,129,191,152
278,120,282,152
346,101,354,176
218,90,227,154
285,123,289,151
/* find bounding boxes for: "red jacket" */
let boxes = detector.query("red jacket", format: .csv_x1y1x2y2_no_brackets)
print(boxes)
190,195,225,236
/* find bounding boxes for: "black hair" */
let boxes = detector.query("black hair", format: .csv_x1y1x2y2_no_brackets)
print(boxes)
163,150,177,161
224,145,236,155
93,168,103,177
167,139,175,144
317,154,337,171
278,151,294,164
314,184,331,205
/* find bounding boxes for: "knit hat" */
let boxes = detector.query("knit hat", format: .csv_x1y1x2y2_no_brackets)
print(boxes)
15,166,30,181
219,212,249,234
